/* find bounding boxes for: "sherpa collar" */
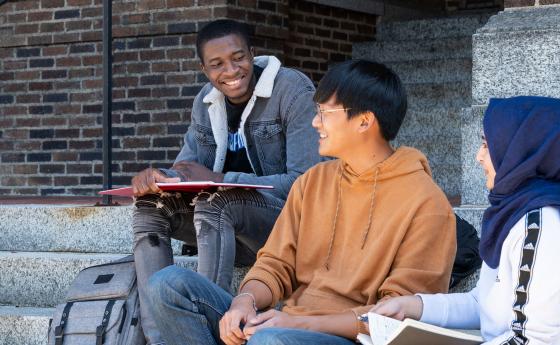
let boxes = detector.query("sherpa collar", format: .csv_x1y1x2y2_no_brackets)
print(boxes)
202,55,281,104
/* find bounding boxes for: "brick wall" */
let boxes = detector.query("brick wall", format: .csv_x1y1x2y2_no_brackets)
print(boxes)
0,0,376,196
285,1,376,83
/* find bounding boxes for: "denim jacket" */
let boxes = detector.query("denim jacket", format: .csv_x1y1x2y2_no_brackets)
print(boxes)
163,56,321,201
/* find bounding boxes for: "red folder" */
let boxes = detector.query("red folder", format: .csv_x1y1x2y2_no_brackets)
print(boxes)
99,182,274,197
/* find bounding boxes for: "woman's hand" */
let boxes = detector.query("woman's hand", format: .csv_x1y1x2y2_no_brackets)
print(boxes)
369,295,424,321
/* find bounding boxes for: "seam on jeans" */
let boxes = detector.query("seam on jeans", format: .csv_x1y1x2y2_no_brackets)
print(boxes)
135,193,194,218
191,297,227,320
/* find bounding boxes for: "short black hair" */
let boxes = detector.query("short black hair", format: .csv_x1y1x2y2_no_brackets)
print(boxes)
196,19,252,61
314,59,407,141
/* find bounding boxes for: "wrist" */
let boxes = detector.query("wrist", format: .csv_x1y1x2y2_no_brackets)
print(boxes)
408,295,423,320
233,292,257,312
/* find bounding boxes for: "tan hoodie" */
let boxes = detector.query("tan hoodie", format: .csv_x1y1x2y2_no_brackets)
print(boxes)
240,147,456,318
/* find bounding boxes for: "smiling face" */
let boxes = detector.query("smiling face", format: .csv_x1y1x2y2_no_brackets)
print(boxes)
199,34,255,105
476,138,497,190
311,96,364,159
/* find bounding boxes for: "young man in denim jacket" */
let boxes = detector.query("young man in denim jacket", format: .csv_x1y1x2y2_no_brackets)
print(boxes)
131,19,320,345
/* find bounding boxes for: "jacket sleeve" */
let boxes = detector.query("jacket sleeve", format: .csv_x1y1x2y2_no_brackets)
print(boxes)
238,176,304,308
223,88,322,200
482,210,560,345
418,288,481,330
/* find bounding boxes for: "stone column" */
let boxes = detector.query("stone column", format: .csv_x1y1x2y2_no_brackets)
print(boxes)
458,4,560,227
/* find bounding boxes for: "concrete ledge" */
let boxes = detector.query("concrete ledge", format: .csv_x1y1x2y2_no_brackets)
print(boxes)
0,205,182,254
0,306,53,345
0,251,250,308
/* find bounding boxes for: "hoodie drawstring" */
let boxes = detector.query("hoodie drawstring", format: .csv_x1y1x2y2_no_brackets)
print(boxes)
324,165,380,270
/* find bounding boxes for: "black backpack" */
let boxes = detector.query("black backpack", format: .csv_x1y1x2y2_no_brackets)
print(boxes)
450,215,482,288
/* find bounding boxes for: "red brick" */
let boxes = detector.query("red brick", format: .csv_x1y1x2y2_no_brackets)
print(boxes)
15,141,42,150
17,94,41,103
2,106,27,116
14,165,39,174
15,24,39,34
82,128,102,137
83,79,103,89
41,0,65,7
139,50,165,60
69,68,95,78
56,56,82,67
4,129,28,139
54,104,81,114
55,176,80,185
43,46,68,56
28,177,53,186
152,62,180,72
28,11,53,21
41,117,68,126
40,22,64,32
55,80,81,90
82,56,102,66
66,20,92,31
167,0,195,8
16,70,41,80
8,13,27,24
67,0,93,5
28,34,54,45
53,32,80,43
16,0,40,10
5,83,27,92
4,60,27,70
123,13,150,24
136,24,166,36
138,0,166,10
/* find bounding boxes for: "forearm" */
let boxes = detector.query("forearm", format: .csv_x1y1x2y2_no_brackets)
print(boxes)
239,280,274,311
297,312,358,340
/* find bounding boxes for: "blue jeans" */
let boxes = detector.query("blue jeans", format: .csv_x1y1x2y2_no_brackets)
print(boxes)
133,189,284,344
146,266,356,345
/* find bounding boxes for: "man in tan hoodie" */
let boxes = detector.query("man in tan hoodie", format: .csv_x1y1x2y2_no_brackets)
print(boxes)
145,60,456,345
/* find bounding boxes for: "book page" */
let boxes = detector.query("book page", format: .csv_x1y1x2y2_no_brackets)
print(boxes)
367,312,403,345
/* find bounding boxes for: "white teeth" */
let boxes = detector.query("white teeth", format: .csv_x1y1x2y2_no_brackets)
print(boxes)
319,134,327,138
224,78,242,86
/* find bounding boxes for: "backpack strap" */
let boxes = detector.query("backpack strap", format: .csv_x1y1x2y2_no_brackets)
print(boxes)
96,300,116,345
54,302,74,345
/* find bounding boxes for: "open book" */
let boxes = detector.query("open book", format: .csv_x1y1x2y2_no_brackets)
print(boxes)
357,312,482,345
99,182,274,197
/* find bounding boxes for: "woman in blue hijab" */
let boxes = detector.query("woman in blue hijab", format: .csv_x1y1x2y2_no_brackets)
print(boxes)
368,96,560,344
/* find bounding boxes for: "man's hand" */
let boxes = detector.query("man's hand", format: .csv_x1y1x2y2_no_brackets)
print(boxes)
172,161,224,183
219,295,257,345
369,295,423,321
243,310,302,339
131,168,180,197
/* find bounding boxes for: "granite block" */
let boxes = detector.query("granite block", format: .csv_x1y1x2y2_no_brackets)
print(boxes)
376,14,492,41
472,8,560,103
0,205,182,254
385,58,472,84
0,306,53,345
461,106,489,206
353,36,473,63
0,252,250,308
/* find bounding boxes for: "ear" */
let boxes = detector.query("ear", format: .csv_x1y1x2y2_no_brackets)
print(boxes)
357,112,375,133
249,47,255,58
200,62,209,78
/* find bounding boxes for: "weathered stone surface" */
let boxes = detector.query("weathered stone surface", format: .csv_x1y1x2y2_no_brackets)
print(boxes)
460,106,489,206
376,14,492,41
0,306,53,345
473,7,560,103
0,205,182,254
353,36,473,62
0,252,249,308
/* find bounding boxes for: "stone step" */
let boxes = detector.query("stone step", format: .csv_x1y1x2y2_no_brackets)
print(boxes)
376,14,492,41
0,251,249,308
0,306,53,345
353,36,473,63
405,81,472,112
0,205,182,254
384,58,472,84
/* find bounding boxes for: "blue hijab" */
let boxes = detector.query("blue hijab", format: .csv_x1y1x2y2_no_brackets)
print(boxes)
480,96,560,269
